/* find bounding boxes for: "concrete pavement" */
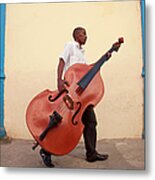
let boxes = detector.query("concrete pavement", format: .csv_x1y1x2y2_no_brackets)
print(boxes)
0,138,144,170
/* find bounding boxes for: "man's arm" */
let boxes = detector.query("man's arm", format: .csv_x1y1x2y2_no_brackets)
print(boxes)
57,58,65,92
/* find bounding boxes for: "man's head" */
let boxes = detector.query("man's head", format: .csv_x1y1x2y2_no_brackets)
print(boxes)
72,27,87,46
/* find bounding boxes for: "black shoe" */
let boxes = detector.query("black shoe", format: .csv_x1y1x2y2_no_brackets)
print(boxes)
87,153,109,162
40,149,54,167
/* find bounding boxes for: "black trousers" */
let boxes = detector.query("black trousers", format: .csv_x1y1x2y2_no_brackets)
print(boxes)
82,105,97,159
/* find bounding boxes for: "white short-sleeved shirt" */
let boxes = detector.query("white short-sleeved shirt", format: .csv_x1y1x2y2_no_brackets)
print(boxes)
59,41,87,73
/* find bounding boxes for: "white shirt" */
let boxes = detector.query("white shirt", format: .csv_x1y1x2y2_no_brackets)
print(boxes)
59,41,87,73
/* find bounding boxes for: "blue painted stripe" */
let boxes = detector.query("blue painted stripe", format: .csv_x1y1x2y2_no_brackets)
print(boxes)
0,3,6,137
141,0,145,77
140,0,145,139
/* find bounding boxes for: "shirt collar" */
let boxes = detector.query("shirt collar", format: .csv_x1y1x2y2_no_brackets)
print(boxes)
73,41,85,53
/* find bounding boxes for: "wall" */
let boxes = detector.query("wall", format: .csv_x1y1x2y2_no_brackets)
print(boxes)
4,1,143,140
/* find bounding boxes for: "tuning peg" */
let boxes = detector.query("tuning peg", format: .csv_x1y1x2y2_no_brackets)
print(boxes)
118,37,124,44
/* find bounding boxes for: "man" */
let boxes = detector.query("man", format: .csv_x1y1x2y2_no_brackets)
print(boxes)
40,27,109,167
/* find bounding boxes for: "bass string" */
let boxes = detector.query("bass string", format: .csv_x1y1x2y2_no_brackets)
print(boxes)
50,94,75,117
53,99,75,118
54,100,69,115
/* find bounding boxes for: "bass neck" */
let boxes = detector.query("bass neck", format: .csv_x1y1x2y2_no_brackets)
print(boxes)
76,37,124,94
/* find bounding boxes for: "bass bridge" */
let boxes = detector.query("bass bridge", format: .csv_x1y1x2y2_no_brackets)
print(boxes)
63,94,74,110
63,94,81,126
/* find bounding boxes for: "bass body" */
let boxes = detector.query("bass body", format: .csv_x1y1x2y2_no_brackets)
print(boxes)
26,64,104,155
26,37,124,155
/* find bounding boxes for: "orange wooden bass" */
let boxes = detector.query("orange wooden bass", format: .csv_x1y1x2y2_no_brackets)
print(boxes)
26,38,124,155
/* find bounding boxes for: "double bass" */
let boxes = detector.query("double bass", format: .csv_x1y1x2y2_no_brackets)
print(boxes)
26,38,124,155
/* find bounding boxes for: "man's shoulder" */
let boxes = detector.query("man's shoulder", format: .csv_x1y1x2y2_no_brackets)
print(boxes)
64,41,75,47
65,41,79,47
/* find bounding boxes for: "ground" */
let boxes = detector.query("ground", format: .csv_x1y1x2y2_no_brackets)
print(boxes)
0,138,144,170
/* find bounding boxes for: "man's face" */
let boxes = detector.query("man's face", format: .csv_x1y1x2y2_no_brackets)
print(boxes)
76,29,87,45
